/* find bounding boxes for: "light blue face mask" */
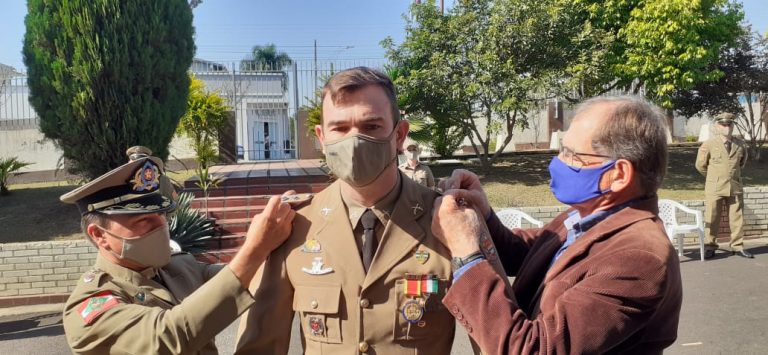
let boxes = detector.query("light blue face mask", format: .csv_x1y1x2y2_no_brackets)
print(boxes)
548,157,616,205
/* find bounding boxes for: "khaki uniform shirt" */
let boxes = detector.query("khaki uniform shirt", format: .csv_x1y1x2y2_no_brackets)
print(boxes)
63,253,255,354
235,174,455,354
695,137,747,197
399,162,435,189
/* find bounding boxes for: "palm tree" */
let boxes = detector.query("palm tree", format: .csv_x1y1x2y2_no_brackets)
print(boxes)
240,44,292,71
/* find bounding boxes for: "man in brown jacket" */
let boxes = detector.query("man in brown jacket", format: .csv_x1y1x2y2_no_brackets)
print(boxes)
432,96,683,354
695,113,751,259
235,67,455,354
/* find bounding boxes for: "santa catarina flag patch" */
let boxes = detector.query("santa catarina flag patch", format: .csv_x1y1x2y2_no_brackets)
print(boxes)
78,291,120,325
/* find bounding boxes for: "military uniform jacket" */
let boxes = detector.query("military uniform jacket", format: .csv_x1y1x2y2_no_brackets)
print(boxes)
235,175,455,354
695,137,747,197
398,162,435,189
63,253,255,354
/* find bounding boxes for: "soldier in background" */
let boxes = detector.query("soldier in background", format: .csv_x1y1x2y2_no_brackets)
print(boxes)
696,113,752,259
61,150,296,354
399,138,435,189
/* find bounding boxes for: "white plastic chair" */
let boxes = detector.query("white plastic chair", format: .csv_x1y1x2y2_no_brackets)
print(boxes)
658,199,706,261
496,208,544,229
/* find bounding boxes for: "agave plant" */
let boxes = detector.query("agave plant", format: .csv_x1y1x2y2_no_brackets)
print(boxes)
169,192,215,253
0,157,32,196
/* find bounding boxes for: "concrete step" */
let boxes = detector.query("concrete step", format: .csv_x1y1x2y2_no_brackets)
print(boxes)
199,234,245,250
194,247,239,264
186,182,329,198
201,206,264,220
215,217,251,234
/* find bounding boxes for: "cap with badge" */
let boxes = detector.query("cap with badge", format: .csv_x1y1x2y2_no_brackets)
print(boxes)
715,112,736,126
60,148,176,215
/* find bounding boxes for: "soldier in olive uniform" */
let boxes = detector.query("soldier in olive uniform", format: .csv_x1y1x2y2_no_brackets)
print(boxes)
399,138,436,189
695,113,752,259
235,67,457,354
61,152,296,354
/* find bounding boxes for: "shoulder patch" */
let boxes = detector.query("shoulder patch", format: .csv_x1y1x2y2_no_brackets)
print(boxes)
78,291,121,325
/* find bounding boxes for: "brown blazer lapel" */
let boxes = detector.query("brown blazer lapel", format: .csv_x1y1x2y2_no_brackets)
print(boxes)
363,177,428,290
313,182,366,282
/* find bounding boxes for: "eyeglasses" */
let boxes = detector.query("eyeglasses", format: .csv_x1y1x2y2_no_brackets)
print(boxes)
558,142,612,170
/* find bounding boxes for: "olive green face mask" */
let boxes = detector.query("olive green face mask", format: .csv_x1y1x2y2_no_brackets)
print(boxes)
323,128,398,188
99,224,171,268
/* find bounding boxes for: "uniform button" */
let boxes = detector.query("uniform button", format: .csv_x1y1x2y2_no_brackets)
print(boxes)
310,300,318,309
358,341,370,352
360,298,370,308
455,312,463,320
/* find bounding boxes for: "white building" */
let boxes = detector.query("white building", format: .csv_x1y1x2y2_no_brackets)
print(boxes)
191,58,293,161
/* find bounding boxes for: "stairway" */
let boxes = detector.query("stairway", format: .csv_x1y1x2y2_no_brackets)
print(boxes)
184,160,331,263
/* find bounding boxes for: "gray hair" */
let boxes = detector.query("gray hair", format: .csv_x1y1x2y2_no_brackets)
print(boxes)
577,96,668,195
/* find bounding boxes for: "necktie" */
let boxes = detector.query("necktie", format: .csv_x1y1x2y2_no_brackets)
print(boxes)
361,209,379,273
725,141,732,154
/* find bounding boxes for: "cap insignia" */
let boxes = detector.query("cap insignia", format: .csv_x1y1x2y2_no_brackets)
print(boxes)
131,161,160,192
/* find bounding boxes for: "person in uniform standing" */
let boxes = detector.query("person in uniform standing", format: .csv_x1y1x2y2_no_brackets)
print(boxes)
399,138,435,189
696,113,752,259
61,151,296,354
235,67,456,354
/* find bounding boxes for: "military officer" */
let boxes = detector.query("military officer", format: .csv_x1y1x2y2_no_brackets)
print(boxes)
696,113,752,259
235,67,456,354
399,138,435,189
61,151,296,354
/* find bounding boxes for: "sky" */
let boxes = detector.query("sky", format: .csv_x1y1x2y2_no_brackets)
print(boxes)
1,0,767,72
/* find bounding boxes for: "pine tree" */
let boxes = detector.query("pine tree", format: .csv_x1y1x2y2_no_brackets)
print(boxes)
23,0,195,179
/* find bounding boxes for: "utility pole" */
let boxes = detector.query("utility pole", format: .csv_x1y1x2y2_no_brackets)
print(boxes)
314,39,318,87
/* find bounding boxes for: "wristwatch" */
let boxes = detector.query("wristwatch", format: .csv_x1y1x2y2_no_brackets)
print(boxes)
451,251,486,271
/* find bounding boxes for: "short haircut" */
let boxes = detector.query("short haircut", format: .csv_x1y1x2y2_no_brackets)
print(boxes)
80,212,110,246
320,66,400,124
580,96,668,195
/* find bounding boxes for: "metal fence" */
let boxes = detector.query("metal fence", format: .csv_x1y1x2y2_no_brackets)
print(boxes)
0,76,39,130
195,59,387,161
0,59,388,161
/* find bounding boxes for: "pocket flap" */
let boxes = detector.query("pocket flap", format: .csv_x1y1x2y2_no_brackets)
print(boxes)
293,285,341,314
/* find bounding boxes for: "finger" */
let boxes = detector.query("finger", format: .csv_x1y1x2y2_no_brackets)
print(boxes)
282,190,297,196
260,195,282,219
275,199,292,219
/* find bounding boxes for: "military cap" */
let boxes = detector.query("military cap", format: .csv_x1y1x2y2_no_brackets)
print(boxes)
60,156,175,216
715,113,736,125
126,146,153,161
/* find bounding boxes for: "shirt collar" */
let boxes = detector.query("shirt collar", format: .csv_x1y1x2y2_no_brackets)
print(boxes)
566,199,639,234
342,174,402,228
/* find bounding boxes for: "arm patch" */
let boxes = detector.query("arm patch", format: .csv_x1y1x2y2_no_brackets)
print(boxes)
78,291,121,325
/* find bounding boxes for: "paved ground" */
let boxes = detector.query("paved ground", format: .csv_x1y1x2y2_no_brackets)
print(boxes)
1,239,767,354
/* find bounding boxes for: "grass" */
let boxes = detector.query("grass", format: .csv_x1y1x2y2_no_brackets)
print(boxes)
0,147,765,243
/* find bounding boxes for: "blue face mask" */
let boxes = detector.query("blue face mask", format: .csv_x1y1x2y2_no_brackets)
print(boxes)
548,157,616,205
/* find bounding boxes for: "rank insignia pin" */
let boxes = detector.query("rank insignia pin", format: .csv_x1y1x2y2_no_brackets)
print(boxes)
302,257,334,275
136,291,146,303
301,239,322,253
83,272,95,283
414,250,430,264
411,203,423,215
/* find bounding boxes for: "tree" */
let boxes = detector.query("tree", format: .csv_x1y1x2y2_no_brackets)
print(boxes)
177,75,229,169
240,44,293,71
674,28,768,160
566,0,743,107
384,0,573,172
23,0,194,179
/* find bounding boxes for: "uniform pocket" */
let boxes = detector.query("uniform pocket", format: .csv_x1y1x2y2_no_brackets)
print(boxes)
293,284,342,344
392,278,452,341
